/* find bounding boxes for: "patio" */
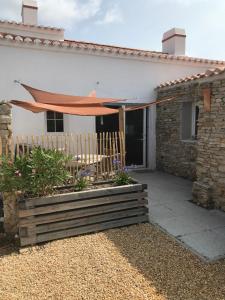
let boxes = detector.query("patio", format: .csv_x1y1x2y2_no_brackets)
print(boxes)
132,171,225,261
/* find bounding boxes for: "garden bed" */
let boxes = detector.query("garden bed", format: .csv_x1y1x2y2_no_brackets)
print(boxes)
0,146,148,246
18,181,148,246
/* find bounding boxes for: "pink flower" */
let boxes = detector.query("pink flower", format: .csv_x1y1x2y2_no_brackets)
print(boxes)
15,170,22,177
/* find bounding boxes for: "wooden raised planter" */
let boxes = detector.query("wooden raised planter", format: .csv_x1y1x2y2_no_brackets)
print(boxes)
18,182,149,246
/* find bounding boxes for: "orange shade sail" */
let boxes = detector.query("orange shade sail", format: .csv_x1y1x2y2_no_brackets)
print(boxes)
10,100,118,116
10,83,122,116
11,83,177,117
21,84,121,106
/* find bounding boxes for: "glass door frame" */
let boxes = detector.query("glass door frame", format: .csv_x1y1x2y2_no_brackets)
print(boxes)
125,108,147,169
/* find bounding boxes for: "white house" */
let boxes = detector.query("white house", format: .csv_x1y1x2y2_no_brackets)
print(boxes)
0,0,224,169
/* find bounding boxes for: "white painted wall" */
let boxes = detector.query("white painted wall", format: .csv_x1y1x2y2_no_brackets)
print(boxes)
0,42,220,168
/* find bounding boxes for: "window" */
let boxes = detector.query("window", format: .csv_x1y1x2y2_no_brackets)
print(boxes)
195,106,199,138
181,102,199,140
46,111,64,132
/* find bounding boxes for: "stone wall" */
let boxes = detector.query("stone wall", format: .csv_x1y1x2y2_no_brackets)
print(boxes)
193,78,225,210
0,101,12,232
157,76,225,211
0,101,12,155
156,84,198,181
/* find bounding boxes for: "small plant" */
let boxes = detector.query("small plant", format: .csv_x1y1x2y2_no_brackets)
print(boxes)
114,168,133,186
112,159,133,186
74,168,92,191
74,177,88,191
0,147,71,197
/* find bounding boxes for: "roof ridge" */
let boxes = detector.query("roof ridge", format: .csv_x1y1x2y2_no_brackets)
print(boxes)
64,39,163,54
157,66,225,89
0,19,63,31
1,31,225,66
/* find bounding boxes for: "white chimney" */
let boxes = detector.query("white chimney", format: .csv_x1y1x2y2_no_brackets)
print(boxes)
162,28,186,56
21,0,38,25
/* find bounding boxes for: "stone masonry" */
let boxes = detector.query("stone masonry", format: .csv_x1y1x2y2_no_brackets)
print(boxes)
193,78,225,210
0,101,12,232
156,84,198,181
156,75,225,211
0,101,12,155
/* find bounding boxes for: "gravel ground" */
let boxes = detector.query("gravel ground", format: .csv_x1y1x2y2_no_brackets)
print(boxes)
0,223,225,300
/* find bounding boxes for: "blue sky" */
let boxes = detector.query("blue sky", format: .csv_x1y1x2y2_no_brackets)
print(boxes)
1,0,225,60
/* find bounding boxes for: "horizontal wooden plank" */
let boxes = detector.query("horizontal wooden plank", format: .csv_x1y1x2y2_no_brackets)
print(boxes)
22,207,148,236
19,225,36,246
20,213,149,247
19,192,148,218
20,236,37,247
19,199,148,226
36,215,149,244
21,184,144,207
35,207,148,234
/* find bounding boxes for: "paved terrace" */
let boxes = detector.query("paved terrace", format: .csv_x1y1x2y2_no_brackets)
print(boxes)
132,171,225,261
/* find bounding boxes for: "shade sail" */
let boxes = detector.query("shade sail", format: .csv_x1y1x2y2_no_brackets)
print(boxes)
10,100,118,116
11,83,178,116
21,84,121,106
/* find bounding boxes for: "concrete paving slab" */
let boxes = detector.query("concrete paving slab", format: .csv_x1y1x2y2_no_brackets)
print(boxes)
149,204,176,222
194,211,225,231
179,229,225,261
154,215,206,237
211,226,225,236
165,198,200,214
132,171,193,204
132,170,225,261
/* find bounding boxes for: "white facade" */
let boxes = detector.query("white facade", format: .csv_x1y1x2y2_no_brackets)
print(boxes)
0,4,224,169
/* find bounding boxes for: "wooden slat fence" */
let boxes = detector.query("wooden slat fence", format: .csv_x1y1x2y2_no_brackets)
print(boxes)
18,182,148,246
0,132,126,181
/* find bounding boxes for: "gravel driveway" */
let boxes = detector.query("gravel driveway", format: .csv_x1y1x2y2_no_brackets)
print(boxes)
0,223,225,300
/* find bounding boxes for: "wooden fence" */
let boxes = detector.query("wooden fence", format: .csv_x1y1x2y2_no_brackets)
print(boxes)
0,132,126,181
18,182,148,246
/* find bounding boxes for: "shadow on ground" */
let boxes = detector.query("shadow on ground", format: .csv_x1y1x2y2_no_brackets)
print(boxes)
0,234,19,257
105,223,225,300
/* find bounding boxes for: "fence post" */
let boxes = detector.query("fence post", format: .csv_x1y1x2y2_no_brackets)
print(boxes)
119,105,125,134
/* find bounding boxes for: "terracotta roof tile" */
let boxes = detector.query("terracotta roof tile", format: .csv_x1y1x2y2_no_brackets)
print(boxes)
0,30,225,66
0,20,63,31
157,67,225,89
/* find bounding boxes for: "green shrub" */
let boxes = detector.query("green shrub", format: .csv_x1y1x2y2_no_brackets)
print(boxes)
0,155,29,193
0,147,71,197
